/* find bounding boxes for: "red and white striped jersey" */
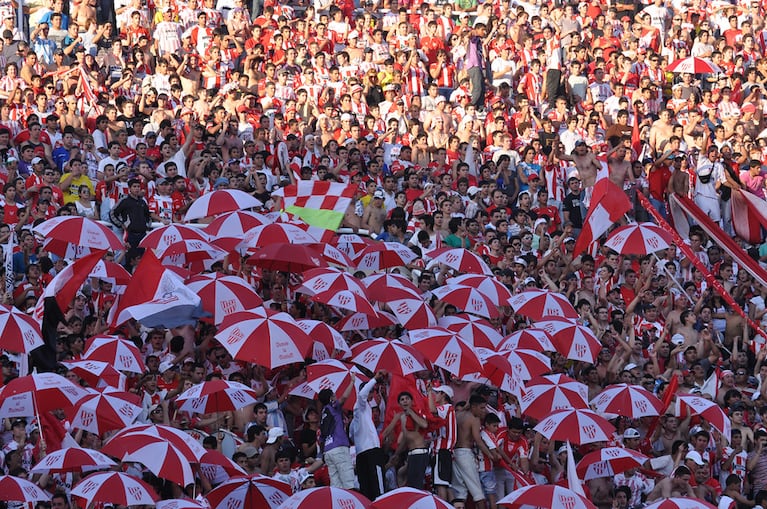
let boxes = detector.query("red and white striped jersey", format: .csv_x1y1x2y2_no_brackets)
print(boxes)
478,429,500,472
432,403,456,451
404,65,428,97
543,161,569,202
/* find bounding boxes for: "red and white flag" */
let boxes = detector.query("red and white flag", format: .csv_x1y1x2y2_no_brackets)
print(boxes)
33,251,103,323
573,178,632,256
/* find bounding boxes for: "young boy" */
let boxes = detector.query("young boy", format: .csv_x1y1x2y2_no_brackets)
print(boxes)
271,450,324,494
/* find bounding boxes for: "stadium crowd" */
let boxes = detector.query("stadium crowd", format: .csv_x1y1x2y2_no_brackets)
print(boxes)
3,0,767,508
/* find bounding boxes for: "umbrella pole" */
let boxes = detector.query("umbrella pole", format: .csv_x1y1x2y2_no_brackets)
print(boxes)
33,394,46,454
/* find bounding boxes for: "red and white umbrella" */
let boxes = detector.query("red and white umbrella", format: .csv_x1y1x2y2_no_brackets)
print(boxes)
108,424,206,461
63,359,126,390
438,315,504,349
508,289,578,320
591,384,665,418
604,222,673,255
175,380,260,414
241,223,318,249
88,259,132,285
278,487,371,509
30,447,117,474
307,243,354,268
69,388,142,435
313,289,379,316
71,472,158,507
216,310,313,369
299,268,369,297
199,449,247,483
519,374,589,419
184,189,263,221
117,438,196,486
157,239,228,266
332,233,374,257
140,224,210,251
666,56,721,74
409,327,483,377
304,359,370,409
206,474,292,509
427,247,493,275
0,303,43,353
0,475,51,503
205,210,271,239
676,394,732,439
350,338,428,376
431,285,500,319
534,409,616,445
480,349,551,395
336,309,397,332
388,298,438,329
362,273,421,302
83,335,146,373
157,500,207,509
352,242,417,271
248,243,329,273
537,317,602,364
0,372,89,417
370,487,452,509
497,328,556,352
449,274,513,305
33,216,123,253
187,274,263,324
575,447,649,480
297,319,351,361
643,498,717,509
497,485,596,509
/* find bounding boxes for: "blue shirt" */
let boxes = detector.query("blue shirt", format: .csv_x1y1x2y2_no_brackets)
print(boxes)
320,400,349,453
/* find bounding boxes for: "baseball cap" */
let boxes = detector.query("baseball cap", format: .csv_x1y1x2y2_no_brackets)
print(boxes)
266,427,285,444
242,446,259,458
685,450,705,465
214,177,229,188
624,363,639,372
340,113,353,122
513,257,528,267
528,172,539,181
158,361,175,373
623,428,641,439
31,157,43,165
373,189,385,200
523,277,537,286
435,95,446,103
432,385,454,400
671,333,685,346
298,471,314,485
563,237,576,243
467,185,480,197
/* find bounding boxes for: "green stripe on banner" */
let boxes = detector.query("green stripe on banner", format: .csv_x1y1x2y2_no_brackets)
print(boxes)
285,205,345,231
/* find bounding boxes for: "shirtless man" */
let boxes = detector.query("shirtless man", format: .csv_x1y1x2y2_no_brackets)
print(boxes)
649,109,675,156
555,139,602,188
646,465,695,501
362,190,386,235
383,391,429,489
453,395,495,509
607,139,635,188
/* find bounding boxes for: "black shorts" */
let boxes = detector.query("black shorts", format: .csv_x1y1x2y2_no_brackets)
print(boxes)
433,449,453,487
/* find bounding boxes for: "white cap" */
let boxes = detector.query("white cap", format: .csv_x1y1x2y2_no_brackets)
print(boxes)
266,427,285,444
685,450,705,465
432,385,454,400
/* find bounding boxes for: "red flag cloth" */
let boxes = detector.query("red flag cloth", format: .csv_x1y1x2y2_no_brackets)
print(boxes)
381,375,429,450
641,373,679,453
631,108,643,159
34,411,67,455
107,251,167,328
33,251,103,322
573,179,632,256
731,189,767,244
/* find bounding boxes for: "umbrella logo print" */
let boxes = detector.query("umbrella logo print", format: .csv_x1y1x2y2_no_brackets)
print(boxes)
605,448,622,458
44,454,58,466
592,461,608,477
23,330,36,346
267,492,287,506
312,279,329,292
444,252,459,264
226,497,242,509
79,480,97,494
118,404,135,416
558,494,577,509
361,350,378,365
584,424,597,439
318,377,333,390
339,499,359,509
221,299,238,314
119,354,135,367
470,298,483,311
634,399,648,413
231,391,248,405
396,301,412,315
128,486,144,502
575,343,587,359
337,294,352,306
442,350,459,368
402,356,414,370
541,419,556,434
226,327,244,345
521,390,535,404
23,485,40,497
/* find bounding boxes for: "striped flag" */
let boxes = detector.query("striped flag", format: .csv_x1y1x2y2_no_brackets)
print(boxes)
77,67,99,116
4,232,13,300
573,178,632,256
32,251,103,323
272,181,357,232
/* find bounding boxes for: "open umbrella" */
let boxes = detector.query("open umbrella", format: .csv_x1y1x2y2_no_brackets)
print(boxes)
175,380,260,414
187,274,263,324
431,285,500,319
0,475,51,503
62,359,126,390
362,273,422,302
350,339,428,376
449,274,513,305
534,409,616,445
296,319,351,360
71,472,158,507
88,259,132,285
303,359,370,409
409,327,483,378
332,233,374,257
591,384,665,418
101,435,195,486
247,243,329,273
69,388,142,434
107,424,206,461
497,328,556,352
508,289,579,320
370,487,452,509
83,335,146,373
199,449,247,484
278,487,370,509
0,372,89,417
519,374,589,419
205,210,271,239
140,224,210,251
575,447,649,480
241,223,318,249
157,500,207,509
536,317,601,364
604,222,673,255
216,310,313,369
438,315,504,349
352,242,417,271
0,303,43,353
427,247,493,275
666,56,721,74
676,394,731,439
497,485,596,509
156,239,228,266
184,189,263,221
30,447,117,474
299,268,369,297
33,216,123,253
206,474,292,509
388,298,438,329
336,309,396,332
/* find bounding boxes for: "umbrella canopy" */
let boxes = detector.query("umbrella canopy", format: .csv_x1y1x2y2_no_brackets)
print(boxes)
370,487,453,509
206,474,292,509
591,384,665,418
427,247,493,275
278,487,371,509
199,449,247,484
107,424,207,461
184,189,263,221
71,472,158,507
0,303,43,353
536,317,601,364
187,274,263,324
482,349,551,385
332,233,374,257
62,359,126,390
241,223,318,249
296,319,351,361
352,242,417,271
307,243,354,267
69,388,142,434
88,259,132,285
666,56,721,74
676,394,731,439
449,274,514,305
139,224,210,251
519,374,590,420
438,315,504,349
336,310,397,332
409,327,483,377
30,447,117,474
175,380,260,414
362,273,422,302
642,499,717,509
156,239,228,266
388,298,438,329
33,216,123,253
216,310,313,369
205,210,272,240
247,243,329,273
431,285,500,319
313,289,379,316
304,359,370,409
508,289,579,320
604,222,673,255
497,485,596,509
157,500,208,509
497,328,556,352
101,435,195,486
0,475,51,503
350,339,428,376
575,447,649,480
83,335,146,373
0,372,89,417
299,268,369,297
533,409,616,445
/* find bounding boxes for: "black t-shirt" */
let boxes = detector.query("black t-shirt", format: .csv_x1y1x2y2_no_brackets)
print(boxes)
562,191,584,228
